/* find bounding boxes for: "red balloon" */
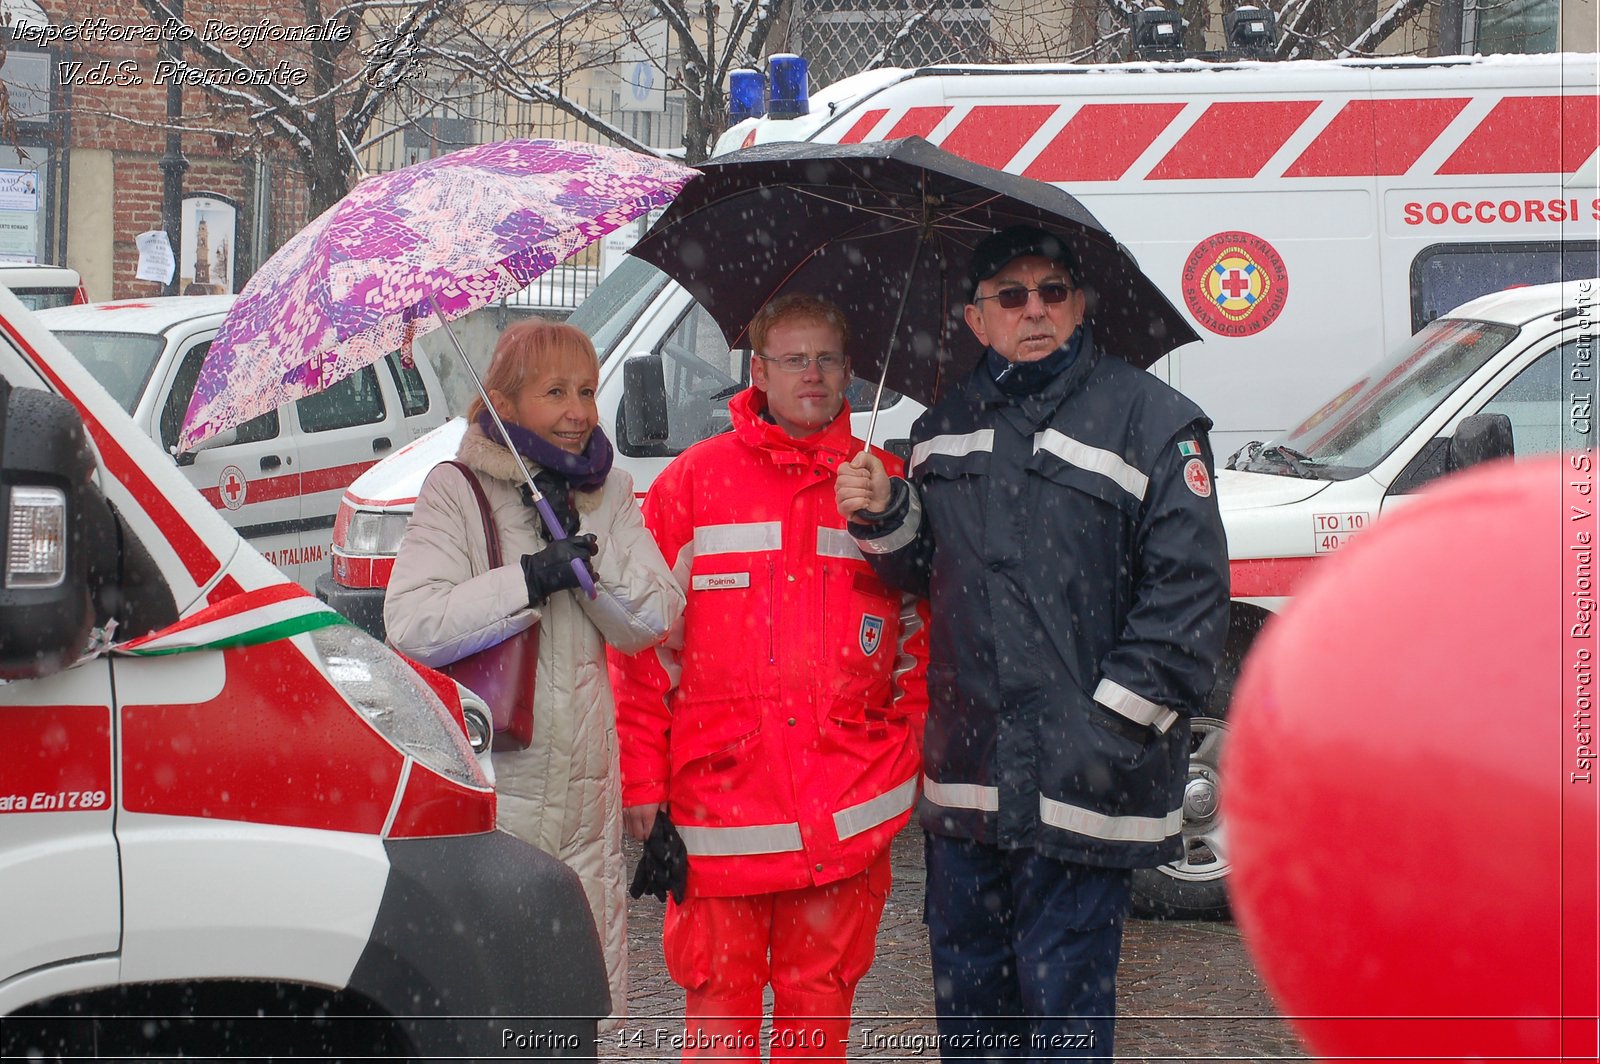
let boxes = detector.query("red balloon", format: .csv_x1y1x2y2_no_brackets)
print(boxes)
1228,457,1598,1063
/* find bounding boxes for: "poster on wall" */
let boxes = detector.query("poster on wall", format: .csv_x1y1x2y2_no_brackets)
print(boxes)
0,168,42,263
180,194,237,295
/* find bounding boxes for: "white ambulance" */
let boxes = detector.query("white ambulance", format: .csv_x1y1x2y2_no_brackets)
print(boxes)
321,53,1599,918
0,285,608,1058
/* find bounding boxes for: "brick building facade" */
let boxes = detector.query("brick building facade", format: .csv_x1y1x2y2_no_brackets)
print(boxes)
6,0,322,299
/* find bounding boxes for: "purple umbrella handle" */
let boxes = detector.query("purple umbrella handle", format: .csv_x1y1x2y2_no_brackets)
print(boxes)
529,490,598,598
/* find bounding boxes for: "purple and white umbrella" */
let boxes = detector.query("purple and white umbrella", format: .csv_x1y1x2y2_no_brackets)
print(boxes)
178,139,694,452
178,139,695,595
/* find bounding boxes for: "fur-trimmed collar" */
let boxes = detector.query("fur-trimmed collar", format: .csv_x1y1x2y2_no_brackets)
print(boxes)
455,422,606,514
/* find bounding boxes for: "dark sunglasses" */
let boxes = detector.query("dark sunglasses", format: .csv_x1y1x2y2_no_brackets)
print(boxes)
976,283,1076,310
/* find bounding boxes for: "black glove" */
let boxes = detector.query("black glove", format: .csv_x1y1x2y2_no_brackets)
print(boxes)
520,534,597,605
521,471,580,538
629,811,688,904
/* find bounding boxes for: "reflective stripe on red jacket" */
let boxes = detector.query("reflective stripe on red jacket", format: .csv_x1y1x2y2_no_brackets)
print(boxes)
610,388,927,898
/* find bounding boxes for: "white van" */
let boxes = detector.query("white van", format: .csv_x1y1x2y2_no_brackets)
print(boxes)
36,296,448,589
0,285,608,1056
0,263,87,312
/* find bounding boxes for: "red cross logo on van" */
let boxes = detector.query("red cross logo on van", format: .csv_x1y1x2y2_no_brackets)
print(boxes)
1181,231,1290,338
219,465,248,510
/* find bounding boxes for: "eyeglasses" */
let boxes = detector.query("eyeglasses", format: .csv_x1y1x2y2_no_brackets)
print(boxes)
758,353,848,374
975,283,1076,310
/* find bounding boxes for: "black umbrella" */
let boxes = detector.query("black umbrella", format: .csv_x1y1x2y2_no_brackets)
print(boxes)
630,136,1200,418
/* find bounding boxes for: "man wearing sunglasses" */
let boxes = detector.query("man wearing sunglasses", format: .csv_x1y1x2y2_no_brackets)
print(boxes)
836,227,1229,1061
612,293,927,1061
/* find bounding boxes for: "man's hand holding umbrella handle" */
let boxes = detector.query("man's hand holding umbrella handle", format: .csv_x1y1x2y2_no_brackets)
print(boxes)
838,451,892,522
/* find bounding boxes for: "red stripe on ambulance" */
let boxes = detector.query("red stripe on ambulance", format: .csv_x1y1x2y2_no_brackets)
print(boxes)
198,459,380,508
1285,97,1470,177
0,705,112,814
838,109,890,143
121,641,406,833
939,105,1056,169
1229,555,1320,598
1439,95,1600,174
1149,100,1320,179
885,106,951,140
1023,103,1185,182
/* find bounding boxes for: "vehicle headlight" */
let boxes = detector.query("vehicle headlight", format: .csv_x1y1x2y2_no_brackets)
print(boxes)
309,624,484,789
343,511,410,555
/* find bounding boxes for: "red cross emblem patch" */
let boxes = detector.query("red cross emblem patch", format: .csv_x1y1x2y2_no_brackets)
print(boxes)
1183,458,1212,498
859,614,885,656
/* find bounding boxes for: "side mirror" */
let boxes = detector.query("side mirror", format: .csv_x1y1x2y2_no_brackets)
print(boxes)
622,352,670,448
1448,412,1514,472
173,425,238,466
0,376,109,679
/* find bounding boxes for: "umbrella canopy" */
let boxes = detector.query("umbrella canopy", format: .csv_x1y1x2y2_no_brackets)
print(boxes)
629,136,1199,407
178,139,695,452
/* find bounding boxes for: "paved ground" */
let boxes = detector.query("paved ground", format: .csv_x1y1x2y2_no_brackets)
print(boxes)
605,828,1308,1062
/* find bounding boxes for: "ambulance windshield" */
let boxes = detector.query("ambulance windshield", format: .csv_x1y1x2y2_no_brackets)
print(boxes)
51,331,166,415
1265,317,1518,478
569,257,671,364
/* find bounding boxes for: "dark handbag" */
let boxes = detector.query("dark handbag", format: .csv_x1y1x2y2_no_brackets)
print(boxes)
435,461,537,752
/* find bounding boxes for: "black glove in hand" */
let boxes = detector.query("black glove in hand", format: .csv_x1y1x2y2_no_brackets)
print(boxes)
521,534,597,605
629,811,688,904
521,472,580,538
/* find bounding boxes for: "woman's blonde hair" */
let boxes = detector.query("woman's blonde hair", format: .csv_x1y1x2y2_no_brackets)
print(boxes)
466,318,601,421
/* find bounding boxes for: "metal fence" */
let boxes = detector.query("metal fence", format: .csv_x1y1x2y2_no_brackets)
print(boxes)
794,0,995,86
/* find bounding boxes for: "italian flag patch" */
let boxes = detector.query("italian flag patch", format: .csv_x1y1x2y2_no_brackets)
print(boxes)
1178,440,1201,457
113,584,348,657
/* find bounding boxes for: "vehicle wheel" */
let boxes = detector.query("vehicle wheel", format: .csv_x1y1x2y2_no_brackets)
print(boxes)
1131,712,1230,920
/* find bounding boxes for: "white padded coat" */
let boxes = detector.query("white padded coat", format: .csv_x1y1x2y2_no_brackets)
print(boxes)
384,423,684,1019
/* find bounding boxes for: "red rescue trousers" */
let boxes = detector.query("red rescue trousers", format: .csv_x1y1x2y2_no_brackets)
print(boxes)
662,850,892,1062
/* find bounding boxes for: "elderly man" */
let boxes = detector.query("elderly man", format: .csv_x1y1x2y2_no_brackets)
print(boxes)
836,227,1229,1061
612,293,926,1062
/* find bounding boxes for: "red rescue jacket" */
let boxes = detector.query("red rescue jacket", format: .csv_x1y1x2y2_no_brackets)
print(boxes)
611,389,927,897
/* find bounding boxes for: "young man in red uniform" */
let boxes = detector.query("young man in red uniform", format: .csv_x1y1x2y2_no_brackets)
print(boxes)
611,294,927,1061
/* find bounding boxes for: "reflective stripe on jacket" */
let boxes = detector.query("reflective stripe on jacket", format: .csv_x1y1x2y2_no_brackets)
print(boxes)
612,388,928,898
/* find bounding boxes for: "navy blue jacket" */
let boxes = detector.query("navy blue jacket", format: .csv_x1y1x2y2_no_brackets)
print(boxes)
851,340,1229,868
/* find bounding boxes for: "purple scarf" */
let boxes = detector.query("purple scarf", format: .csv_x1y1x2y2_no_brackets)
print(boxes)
476,410,614,492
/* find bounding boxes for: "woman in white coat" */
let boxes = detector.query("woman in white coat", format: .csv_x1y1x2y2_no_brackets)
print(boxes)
384,319,684,1021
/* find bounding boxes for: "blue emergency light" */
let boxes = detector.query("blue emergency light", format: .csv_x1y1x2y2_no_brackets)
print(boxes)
729,69,765,124
767,54,809,119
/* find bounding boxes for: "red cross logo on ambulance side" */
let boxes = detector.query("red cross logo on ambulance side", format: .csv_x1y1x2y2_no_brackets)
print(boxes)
1181,231,1290,337
219,465,248,510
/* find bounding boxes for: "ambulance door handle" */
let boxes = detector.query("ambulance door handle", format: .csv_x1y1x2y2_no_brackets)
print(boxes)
260,454,282,471
373,436,392,454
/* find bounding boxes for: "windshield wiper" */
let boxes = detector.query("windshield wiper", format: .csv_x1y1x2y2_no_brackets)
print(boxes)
1257,444,1320,478
1228,441,1321,478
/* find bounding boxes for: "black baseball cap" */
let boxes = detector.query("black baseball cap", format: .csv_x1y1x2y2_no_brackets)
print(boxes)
967,226,1078,299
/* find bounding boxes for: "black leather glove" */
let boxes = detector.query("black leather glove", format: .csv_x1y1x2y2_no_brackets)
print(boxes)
521,471,580,538
629,811,688,904
520,534,597,605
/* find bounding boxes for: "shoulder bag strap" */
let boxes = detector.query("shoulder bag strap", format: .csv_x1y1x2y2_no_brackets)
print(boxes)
442,460,501,569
